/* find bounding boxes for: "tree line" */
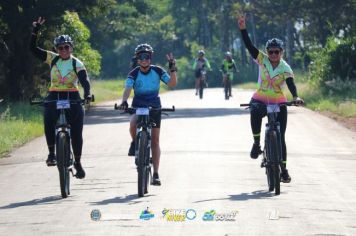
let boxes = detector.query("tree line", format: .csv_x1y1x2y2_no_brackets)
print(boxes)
0,0,354,100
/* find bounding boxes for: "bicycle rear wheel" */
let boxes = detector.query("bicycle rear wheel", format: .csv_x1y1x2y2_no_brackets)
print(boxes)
137,131,148,197
56,132,71,198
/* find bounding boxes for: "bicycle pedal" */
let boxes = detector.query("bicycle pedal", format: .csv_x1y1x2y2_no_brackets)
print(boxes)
69,168,75,177
261,159,267,168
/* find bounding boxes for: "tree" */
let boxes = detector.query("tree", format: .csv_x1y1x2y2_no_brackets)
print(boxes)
0,0,111,100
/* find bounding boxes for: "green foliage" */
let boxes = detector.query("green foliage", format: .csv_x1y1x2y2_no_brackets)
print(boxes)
328,36,356,82
308,36,356,97
175,56,194,89
60,11,101,76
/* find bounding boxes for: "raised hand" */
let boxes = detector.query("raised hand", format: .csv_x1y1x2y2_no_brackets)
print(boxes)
166,53,177,72
237,13,246,30
32,17,45,34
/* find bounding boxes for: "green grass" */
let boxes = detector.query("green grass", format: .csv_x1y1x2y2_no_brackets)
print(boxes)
0,103,43,157
89,79,125,103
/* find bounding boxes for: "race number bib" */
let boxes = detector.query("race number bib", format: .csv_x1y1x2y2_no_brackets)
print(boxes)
267,104,280,113
136,108,149,115
56,100,70,109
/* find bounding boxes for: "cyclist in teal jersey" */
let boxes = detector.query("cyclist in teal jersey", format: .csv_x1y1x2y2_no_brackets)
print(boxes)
118,44,177,185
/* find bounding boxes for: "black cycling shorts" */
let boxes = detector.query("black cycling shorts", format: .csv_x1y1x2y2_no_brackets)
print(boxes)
149,109,162,128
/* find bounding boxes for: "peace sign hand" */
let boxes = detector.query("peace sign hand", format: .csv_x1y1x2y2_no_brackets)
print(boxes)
237,13,246,30
166,53,177,72
32,17,45,34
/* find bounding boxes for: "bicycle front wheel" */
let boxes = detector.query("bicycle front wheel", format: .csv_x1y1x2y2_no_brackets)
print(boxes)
266,165,275,192
137,131,149,197
56,132,71,198
266,130,281,195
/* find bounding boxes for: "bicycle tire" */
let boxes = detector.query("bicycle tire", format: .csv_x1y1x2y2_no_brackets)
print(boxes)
56,132,71,198
137,131,148,197
199,82,203,99
266,166,275,191
268,130,281,195
144,163,150,194
224,84,229,100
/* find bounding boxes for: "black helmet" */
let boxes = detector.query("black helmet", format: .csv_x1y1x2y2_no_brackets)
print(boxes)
53,35,73,47
135,43,154,55
198,50,205,56
265,38,284,50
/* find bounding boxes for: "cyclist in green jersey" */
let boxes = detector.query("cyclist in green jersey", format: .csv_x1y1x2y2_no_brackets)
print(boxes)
221,51,238,98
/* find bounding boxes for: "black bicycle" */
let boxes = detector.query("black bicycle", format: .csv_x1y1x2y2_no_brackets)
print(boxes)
31,96,93,198
241,101,299,195
222,72,232,100
114,104,175,197
198,67,207,99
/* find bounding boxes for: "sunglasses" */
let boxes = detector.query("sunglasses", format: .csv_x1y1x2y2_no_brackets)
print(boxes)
57,45,70,51
268,50,281,55
137,53,151,61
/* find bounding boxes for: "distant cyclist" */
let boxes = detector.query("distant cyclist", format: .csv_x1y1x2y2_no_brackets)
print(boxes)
30,17,91,179
117,43,177,186
192,50,211,95
220,51,238,98
238,13,304,183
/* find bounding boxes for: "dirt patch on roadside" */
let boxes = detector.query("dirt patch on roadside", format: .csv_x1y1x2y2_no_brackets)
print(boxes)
320,111,356,132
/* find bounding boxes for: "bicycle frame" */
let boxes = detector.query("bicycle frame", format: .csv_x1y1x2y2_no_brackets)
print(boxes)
265,105,283,165
114,105,175,197
240,101,299,195
31,95,86,198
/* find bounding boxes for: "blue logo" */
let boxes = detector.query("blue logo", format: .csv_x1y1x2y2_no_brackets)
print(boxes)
140,207,155,220
186,209,197,220
90,209,101,221
202,210,216,221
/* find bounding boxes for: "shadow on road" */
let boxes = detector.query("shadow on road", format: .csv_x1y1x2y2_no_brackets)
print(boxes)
89,193,152,205
0,195,64,209
193,190,274,203
84,105,249,125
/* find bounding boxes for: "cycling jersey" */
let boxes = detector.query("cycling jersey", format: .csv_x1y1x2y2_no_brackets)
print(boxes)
45,51,85,92
252,51,294,104
193,58,211,71
221,59,237,80
125,65,170,107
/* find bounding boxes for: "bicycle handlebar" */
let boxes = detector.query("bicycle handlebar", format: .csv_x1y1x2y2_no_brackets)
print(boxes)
30,99,87,106
114,104,175,113
240,101,303,108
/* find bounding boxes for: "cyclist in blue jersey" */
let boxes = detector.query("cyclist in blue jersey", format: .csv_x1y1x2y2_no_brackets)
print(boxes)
118,43,177,185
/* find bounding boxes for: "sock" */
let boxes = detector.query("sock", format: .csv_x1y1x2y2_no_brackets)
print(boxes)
48,145,55,154
253,133,260,144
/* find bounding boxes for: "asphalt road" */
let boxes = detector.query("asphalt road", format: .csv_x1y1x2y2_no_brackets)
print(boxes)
1,88,355,236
